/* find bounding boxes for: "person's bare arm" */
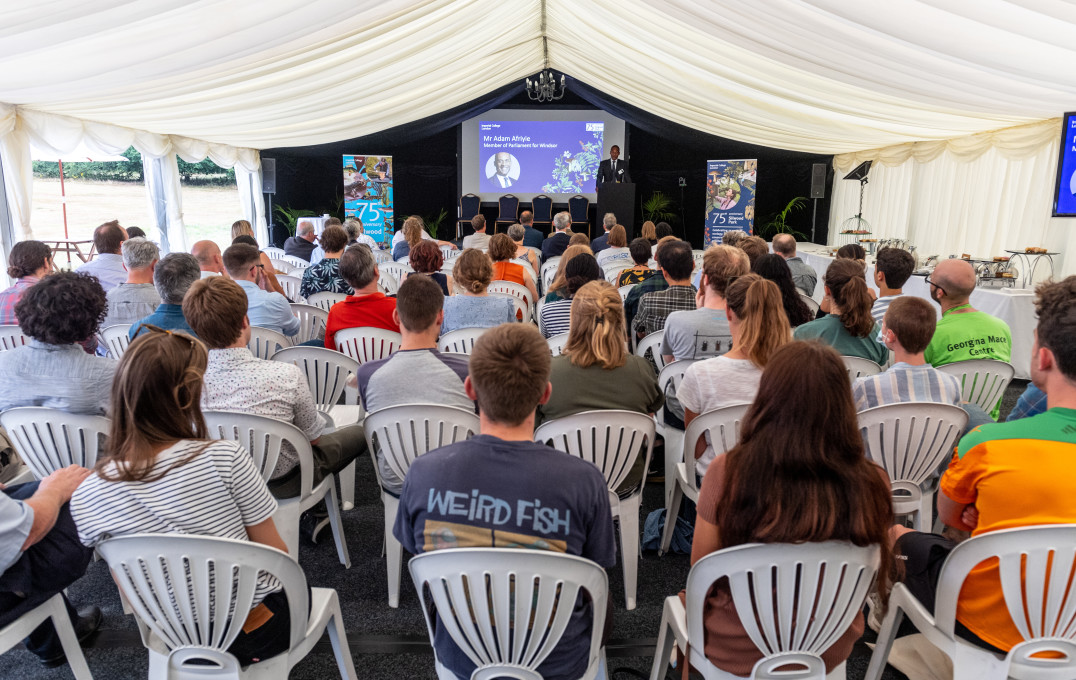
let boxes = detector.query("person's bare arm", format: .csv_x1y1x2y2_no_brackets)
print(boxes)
522,270,538,306
245,517,288,554
682,407,708,460
258,252,286,295
937,491,975,531
691,516,720,565
21,465,92,550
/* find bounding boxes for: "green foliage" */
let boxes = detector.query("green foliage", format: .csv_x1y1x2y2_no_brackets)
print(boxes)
31,145,234,186
273,205,317,237
423,208,449,240
541,132,602,193
641,191,677,224
759,196,809,240
177,157,235,185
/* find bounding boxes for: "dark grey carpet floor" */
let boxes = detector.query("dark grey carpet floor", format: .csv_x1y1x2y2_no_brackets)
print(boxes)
2,380,1029,678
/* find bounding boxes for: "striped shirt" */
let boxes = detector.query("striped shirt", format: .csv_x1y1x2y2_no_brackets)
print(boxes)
71,439,281,606
871,294,901,325
852,362,963,412
539,298,573,338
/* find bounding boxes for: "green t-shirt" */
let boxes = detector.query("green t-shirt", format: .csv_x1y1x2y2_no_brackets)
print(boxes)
925,305,1012,419
792,314,889,365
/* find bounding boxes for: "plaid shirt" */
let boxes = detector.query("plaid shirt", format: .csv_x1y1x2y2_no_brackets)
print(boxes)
624,274,669,329
633,285,697,337
0,277,39,324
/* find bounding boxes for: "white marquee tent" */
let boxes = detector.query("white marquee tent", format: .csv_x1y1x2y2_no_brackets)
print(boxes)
1,0,1075,272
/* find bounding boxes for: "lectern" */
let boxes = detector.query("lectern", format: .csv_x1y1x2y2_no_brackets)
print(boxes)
596,182,636,240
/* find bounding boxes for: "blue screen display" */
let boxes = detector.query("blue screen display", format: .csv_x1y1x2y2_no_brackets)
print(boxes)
478,120,604,194
1054,112,1076,216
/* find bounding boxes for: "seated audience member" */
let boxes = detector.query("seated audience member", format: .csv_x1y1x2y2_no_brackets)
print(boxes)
1,466,97,669
0,241,52,324
77,221,128,292
393,215,425,262
836,243,867,261
640,220,657,246
461,214,491,251
888,275,1076,654
924,258,1012,418
618,237,658,287
595,224,632,270
662,245,749,364
625,236,680,329
102,237,161,329
736,235,768,268
590,213,616,254
357,276,471,495
544,244,594,303
128,253,200,339
541,211,573,261
654,222,674,241
123,226,147,239
794,259,888,365
507,223,540,275
223,243,299,338
871,246,916,323
1007,383,1047,422
299,225,354,298
191,240,226,278
518,211,544,248
569,232,590,247
752,253,814,327
284,220,318,262
307,217,344,265
231,220,286,295
442,249,515,334
538,281,663,492
404,239,451,296
678,274,791,475
394,323,615,680
687,340,892,675
324,244,400,349
488,233,538,312
633,240,697,339
771,233,817,296
184,276,366,502
538,253,603,338
70,330,292,666
0,272,115,414
345,217,379,250
721,230,747,247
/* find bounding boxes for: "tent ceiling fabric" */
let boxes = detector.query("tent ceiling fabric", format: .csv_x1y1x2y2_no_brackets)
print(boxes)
1,0,1074,153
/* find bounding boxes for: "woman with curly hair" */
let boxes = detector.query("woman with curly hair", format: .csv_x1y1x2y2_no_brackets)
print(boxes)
795,258,887,364
0,240,52,324
231,219,286,296
441,249,515,334
0,272,115,414
538,253,603,338
404,239,452,296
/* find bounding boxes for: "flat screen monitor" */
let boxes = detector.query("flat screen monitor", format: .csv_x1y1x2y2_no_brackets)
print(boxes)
1053,111,1076,217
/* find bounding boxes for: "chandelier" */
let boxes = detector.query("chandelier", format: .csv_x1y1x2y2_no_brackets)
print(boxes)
525,71,566,102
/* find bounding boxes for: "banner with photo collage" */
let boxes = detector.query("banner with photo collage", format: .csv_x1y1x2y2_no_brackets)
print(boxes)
704,159,757,246
343,154,393,243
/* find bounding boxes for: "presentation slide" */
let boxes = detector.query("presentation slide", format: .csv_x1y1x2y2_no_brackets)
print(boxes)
1053,112,1076,216
461,109,626,203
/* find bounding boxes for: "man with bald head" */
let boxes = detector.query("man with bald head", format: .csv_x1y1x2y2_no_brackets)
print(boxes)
772,234,817,296
924,258,1012,417
191,240,226,278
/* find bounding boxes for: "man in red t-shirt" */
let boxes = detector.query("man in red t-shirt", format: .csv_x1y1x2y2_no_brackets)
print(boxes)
324,245,400,349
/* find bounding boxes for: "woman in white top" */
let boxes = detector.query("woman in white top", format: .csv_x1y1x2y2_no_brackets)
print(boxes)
595,224,633,271
70,328,291,666
676,274,792,475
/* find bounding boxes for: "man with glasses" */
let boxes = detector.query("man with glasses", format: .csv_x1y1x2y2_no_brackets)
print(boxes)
222,244,299,337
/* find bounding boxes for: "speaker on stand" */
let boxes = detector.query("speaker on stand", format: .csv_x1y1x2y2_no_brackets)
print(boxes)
262,158,277,246
809,163,826,243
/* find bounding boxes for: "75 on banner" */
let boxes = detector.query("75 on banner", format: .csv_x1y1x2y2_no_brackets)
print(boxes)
704,159,757,247
343,154,394,243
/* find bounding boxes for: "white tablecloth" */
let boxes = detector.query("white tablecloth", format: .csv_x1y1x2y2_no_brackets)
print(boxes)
796,244,1036,379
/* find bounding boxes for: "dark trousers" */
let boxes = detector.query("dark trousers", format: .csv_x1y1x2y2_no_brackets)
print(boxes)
0,483,93,659
267,424,366,499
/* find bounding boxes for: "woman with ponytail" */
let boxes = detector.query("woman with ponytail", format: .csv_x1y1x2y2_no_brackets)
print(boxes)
794,258,888,364
538,253,603,338
538,280,663,492
677,274,791,475
440,249,516,334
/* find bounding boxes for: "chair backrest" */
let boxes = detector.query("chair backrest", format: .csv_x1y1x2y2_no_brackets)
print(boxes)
685,541,880,679
487,280,533,320
270,346,359,411
541,257,560,291
497,194,519,222
100,323,133,359
288,303,329,345
547,332,570,356
681,404,751,486
203,411,313,496
604,266,626,283
409,548,607,679
282,254,309,270
656,360,699,418
437,327,489,355
0,407,110,479
276,274,303,301
268,258,293,274
459,194,481,221
97,534,309,661
799,292,820,315
936,359,1016,413
691,249,706,270
440,244,458,261
363,404,480,486
842,355,882,380
263,247,286,259
379,261,411,283
333,326,402,364
567,195,588,223
0,325,27,351
533,410,655,493
370,248,392,264
618,284,634,301
306,290,348,313
857,402,969,513
377,269,399,296
635,329,668,372
247,325,289,360
531,195,553,223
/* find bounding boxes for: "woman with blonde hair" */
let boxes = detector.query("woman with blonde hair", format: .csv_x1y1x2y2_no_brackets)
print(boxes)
539,280,663,492
795,258,887,364
640,220,657,245
568,232,590,247
677,273,792,474
488,233,538,314
544,244,594,302
392,215,425,262
231,219,285,295
441,249,515,334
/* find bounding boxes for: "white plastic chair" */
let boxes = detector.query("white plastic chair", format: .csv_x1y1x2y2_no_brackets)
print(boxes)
282,254,310,270
268,258,293,275
437,327,489,355
0,593,92,679
97,534,357,680
0,407,110,479
936,359,1016,416
203,411,351,568
263,247,286,259
547,332,570,356
488,280,534,321
363,404,480,607
0,325,28,351
618,284,634,301
275,274,303,303
660,404,750,556
652,541,880,680
377,270,399,296
654,359,699,508
247,326,289,360
333,327,402,365
635,329,668,372
800,292,820,315
866,525,1076,680
378,261,411,284
842,355,882,380
288,303,328,345
370,248,392,264
604,266,627,283
541,257,561,291
691,249,706,270
99,323,133,359
857,402,969,532
409,548,608,680
533,410,655,610
306,291,348,313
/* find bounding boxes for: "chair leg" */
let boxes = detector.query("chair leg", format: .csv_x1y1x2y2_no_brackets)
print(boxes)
325,593,359,680
338,461,356,511
47,595,93,680
618,496,640,611
659,485,683,557
384,497,402,608
864,602,905,680
662,428,684,509
324,482,351,568
649,598,681,680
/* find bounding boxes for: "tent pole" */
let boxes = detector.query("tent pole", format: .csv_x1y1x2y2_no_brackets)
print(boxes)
58,160,71,262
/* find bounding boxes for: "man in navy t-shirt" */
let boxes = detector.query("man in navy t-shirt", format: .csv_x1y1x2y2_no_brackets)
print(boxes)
394,323,615,680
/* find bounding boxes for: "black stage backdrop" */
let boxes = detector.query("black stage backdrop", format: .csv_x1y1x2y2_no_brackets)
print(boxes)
262,75,833,247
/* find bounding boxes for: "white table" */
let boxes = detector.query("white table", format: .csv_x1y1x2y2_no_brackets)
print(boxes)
796,244,1036,379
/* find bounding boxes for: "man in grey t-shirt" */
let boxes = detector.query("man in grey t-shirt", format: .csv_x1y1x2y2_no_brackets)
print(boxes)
661,245,749,364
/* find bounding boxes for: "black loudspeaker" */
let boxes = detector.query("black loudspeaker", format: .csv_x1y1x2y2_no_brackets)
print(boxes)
810,163,827,199
262,158,276,194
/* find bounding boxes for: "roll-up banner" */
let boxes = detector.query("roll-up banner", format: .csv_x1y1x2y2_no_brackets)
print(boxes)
343,155,393,243
704,159,757,247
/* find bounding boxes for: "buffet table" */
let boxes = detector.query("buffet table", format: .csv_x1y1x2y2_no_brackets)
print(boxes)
796,244,1036,379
